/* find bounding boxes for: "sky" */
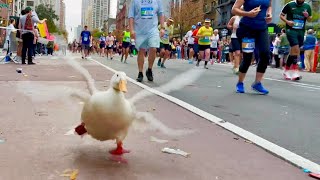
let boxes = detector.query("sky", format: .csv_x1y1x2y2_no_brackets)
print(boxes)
65,0,81,41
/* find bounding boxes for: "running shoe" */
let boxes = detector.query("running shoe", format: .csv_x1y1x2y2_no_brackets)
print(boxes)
157,58,162,66
251,82,269,95
236,82,245,93
146,68,153,81
161,63,166,68
136,72,143,82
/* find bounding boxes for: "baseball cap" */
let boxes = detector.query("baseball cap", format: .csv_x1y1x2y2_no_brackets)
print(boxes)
197,22,202,26
192,25,196,30
204,18,210,23
25,7,32,12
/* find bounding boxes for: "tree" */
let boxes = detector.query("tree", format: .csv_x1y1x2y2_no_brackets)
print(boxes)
92,29,104,38
171,0,204,39
36,4,59,33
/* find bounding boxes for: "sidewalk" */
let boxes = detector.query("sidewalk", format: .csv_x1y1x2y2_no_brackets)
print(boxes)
0,56,312,180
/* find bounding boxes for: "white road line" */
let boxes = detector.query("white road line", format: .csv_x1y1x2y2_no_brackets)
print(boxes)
264,77,320,88
292,84,320,90
91,59,320,173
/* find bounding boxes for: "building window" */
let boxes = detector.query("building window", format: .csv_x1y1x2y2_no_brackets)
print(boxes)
26,1,34,6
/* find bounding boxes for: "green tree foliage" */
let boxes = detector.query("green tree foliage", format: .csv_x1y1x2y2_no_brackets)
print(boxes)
35,4,59,33
92,29,104,38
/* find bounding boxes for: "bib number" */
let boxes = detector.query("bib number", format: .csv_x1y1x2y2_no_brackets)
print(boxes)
141,7,154,19
84,36,88,41
200,36,210,43
126,37,130,42
242,38,255,53
292,19,304,30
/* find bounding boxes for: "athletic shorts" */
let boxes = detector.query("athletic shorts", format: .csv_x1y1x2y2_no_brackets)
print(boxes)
106,45,113,50
199,45,210,51
160,42,171,51
229,38,241,52
136,34,160,50
122,42,130,48
188,44,194,49
82,44,90,50
99,43,105,49
278,46,290,55
286,29,305,47
193,44,199,53
210,48,218,52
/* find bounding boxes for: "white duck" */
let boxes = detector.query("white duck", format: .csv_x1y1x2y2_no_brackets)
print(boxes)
74,71,134,155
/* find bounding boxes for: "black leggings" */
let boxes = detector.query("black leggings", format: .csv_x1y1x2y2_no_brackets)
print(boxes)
237,23,270,73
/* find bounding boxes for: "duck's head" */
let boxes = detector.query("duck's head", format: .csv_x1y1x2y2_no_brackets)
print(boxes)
110,71,127,93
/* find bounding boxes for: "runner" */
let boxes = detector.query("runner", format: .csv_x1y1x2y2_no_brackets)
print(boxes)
79,25,92,59
106,32,115,60
184,25,196,64
99,34,106,57
210,29,219,64
121,26,131,63
196,19,213,69
227,14,242,74
280,0,312,80
157,17,174,68
232,0,272,95
128,0,164,82
192,22,202,64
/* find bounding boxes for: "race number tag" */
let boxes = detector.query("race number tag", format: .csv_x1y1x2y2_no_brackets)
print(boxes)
141,7,154,19
201,36,210,43
242,38,255,53
292,19,304,30
126,37,130,41
84,36,88,41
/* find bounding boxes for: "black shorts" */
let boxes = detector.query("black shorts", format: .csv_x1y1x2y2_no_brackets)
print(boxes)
199,45,210,51
229,38,241,52
286,29,305,47
122,42,130,48
106,45,113,50
160,42,171,51
188,44,194,49
99,43,105,49
210,48,218,52
278,46,290,55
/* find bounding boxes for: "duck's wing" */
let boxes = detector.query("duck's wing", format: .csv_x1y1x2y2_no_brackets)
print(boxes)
132,112,195,136
129,68,206,105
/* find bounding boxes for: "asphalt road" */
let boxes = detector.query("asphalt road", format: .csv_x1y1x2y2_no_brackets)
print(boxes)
91,54,320,165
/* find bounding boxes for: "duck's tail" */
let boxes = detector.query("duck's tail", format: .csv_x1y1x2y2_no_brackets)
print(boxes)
67,58,97,95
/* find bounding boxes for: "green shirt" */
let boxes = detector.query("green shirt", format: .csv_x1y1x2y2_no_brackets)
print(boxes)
281,2,312,31
279,34,290,47
122,31,131,42
158,22,173,44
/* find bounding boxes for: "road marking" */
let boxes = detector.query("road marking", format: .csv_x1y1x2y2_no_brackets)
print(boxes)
91,59,320,173
264,77,320,88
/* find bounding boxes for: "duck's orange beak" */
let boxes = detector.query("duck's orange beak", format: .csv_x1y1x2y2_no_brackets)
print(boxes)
118,80,127,92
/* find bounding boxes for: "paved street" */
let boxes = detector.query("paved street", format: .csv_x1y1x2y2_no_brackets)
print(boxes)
92,54,320,166
0,53,318,179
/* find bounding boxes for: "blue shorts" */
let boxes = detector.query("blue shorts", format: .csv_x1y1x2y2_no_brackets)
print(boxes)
136,34,160,50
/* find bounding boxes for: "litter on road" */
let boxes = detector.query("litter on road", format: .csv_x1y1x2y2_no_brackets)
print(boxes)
60,169,79,180
161,147,190,157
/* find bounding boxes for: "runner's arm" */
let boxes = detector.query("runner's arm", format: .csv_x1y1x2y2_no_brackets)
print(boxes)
128,0,135,35
279,4,290,24
306,6,312,22
227,16,235,30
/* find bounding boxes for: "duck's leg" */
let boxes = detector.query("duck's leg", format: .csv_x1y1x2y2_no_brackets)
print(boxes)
109,141,130,155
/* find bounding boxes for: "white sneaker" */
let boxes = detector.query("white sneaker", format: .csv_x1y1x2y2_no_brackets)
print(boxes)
283,70,292,80
291,70,301,81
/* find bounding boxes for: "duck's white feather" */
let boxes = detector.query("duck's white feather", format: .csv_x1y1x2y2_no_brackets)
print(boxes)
81,89,135,141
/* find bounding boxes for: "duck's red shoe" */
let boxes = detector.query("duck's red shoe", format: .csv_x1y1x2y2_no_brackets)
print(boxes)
75,123,87,135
